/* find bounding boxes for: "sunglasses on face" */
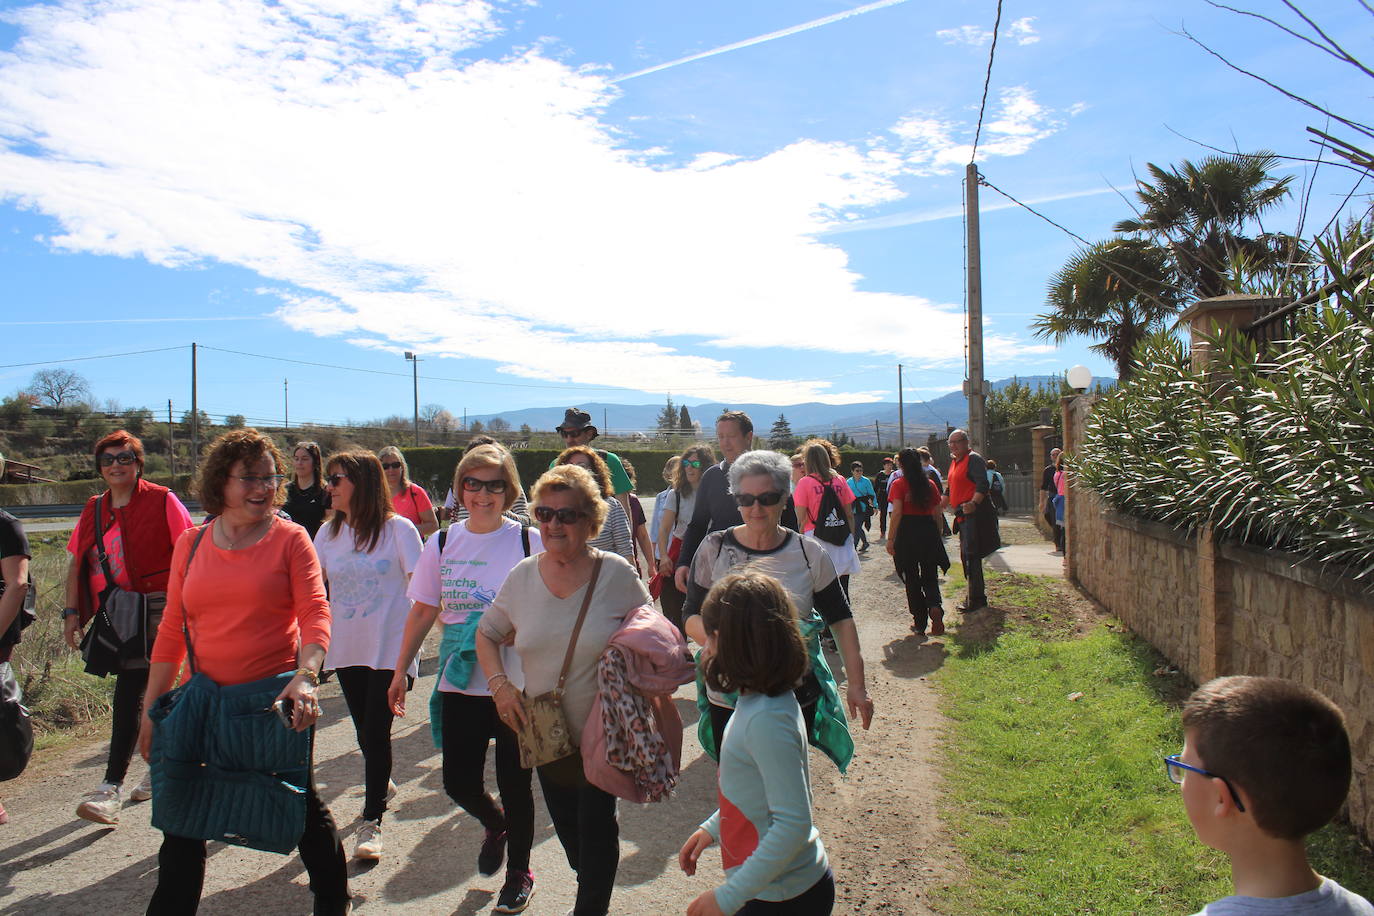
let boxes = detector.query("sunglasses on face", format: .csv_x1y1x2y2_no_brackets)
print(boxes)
681,459,702,468
98,451,138,467
533,506,587,525
381,462,402,470
461,476,508,494
235,475,285,490
325,474,348,486
734,491,784,507
558,428,587,438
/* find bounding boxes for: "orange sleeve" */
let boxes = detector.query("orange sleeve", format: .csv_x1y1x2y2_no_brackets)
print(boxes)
149,528,196,669
285,523,331,652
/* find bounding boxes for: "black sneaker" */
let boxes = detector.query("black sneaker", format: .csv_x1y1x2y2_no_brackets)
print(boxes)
478,827,508,876
493,871,535,914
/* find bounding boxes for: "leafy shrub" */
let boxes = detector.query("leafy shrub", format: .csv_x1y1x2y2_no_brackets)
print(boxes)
1076,227,1374,584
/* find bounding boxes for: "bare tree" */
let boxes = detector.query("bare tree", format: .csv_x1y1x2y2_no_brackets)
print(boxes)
488,417,511,432
27,368,93,408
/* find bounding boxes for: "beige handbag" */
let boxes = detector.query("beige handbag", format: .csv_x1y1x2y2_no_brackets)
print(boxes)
515,555,603,769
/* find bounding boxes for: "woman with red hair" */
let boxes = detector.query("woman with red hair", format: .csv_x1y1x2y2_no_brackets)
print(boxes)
63,430,194,826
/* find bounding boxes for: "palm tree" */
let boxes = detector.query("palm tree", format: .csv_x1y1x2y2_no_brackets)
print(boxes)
1031,239,1185,381
1113,152,1296,298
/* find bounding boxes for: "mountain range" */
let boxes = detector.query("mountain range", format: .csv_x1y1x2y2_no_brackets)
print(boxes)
470,375,1088,443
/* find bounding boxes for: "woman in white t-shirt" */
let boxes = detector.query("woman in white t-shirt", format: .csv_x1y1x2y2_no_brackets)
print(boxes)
314,449,423,861
654,443,714,633
387,444,541,916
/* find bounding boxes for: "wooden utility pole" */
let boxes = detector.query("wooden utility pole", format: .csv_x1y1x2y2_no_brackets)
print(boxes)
167,400,175,480
874,420,881,450
284,379,289,430
190,342,199,470
965,163,987,451
897,364,905,448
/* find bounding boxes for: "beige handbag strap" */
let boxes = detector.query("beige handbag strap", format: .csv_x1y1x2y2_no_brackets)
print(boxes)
553,554,603,697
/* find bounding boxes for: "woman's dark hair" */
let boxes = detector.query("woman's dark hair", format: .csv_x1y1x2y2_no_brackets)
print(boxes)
464,434,498,453
324,449,393,553
672,444,716,498
93,429,145,476
196,428,287,516
555,445,613,499
897,447,938,509
293,441,323,488
701,571,807,697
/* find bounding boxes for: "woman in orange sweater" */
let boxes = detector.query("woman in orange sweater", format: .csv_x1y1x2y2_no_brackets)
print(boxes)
137,429,350,916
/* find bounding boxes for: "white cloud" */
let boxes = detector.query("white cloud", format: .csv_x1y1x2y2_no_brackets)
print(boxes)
885,85,1064,176
936,25,992,47
1008,16,1040,46
0,0,1052,405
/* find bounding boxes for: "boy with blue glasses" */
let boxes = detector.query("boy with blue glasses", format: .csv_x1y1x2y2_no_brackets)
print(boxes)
1167,676,1372,915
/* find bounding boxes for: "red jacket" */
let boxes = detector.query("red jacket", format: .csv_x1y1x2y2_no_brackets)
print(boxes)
73,478,177,625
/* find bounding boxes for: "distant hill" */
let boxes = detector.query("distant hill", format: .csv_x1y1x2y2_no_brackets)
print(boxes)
469,375,1098,444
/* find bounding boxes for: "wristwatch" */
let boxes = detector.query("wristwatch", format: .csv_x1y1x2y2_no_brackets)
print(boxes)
62,607,80,619
294,667,321,687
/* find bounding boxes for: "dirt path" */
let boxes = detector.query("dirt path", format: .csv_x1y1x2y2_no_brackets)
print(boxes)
0,540,964,915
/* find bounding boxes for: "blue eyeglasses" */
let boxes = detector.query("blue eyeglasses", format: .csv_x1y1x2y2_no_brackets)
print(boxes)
1163,755,1246,812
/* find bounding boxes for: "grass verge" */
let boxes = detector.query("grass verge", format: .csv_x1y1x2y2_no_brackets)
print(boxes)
933,571,1374,915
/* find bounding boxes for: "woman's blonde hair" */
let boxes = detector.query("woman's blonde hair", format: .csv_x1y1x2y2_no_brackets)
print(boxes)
378,445,411,490
530,465,608,538
453,443,523,512
802,441,837,480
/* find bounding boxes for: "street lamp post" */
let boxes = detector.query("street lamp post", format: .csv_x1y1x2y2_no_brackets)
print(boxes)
404,351,420,446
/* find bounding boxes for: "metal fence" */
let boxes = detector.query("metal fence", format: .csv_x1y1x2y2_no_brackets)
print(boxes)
1002,472,1037,514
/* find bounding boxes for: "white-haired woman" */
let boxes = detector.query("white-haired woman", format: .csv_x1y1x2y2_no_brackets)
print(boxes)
681,450,873,772
379,445,439,539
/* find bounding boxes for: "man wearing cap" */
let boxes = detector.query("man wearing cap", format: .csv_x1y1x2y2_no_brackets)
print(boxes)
551,407,636,521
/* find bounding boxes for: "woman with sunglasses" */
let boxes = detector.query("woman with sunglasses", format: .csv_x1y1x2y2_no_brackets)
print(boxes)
313,449,423,861
63,430,195,826
378,445,440,539
284,440,330,540
655,444,715,632
388,444,540,914
554,446,636,570
476,464,652,916
680,450,874,772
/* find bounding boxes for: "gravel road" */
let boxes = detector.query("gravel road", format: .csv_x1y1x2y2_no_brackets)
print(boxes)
0,539,964,915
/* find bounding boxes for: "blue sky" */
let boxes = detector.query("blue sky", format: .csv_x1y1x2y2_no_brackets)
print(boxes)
0,0,1368,431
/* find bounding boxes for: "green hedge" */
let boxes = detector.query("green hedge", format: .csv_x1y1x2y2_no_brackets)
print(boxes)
0,474,195,507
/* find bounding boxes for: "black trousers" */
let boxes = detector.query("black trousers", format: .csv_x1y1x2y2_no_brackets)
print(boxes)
145,778,348,915
960,519,987,607
739,868,835,914
894,515,944,631
536,754,619,916
440,691,535,875
106,666,149,785
659,580,686,636
335,666,395,822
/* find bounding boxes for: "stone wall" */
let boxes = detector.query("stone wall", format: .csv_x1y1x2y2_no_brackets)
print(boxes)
1063,391,1374,841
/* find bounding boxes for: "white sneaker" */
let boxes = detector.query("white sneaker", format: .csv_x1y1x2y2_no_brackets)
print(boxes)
386,779,398,801
129,772,153,803
76,783,122,825
353,819,383,860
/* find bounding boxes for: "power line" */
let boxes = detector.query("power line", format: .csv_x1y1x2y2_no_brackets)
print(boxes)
0,345,187,370
969,0,1005,162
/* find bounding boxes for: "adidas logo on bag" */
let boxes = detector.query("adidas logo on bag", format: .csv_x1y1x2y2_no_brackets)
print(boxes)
824,509,844,527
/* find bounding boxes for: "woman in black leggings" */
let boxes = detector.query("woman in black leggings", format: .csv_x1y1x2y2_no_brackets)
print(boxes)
885,447,950,637
313,449,424,860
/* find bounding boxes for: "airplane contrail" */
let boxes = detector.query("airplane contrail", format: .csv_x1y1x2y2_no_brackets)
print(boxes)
0,316,271,326
613,0,915,83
